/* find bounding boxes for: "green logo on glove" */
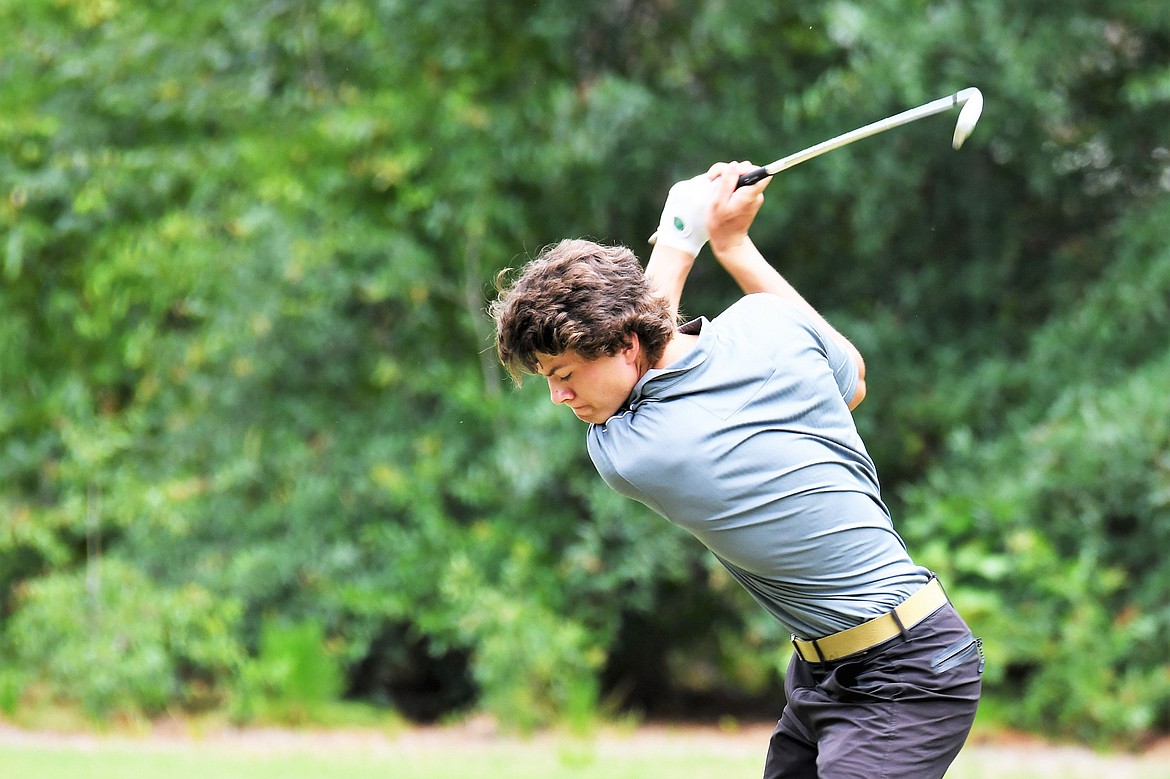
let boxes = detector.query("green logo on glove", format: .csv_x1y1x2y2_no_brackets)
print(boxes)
673,216,685,231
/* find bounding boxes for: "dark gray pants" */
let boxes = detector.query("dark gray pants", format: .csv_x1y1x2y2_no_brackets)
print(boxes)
763,603,983,779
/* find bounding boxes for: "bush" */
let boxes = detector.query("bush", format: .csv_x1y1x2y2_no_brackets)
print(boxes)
434,544,605,733
5,559,243,718
232,617,346,724
3,0,1169,743
900,200,1170,744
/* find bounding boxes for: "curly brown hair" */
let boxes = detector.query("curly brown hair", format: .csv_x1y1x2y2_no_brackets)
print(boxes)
489,239,676,385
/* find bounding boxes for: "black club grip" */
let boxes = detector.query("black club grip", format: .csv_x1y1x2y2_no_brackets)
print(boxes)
736,166,771,189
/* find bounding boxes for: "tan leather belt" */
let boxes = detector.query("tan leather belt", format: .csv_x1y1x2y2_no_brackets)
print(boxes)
792,578,948,663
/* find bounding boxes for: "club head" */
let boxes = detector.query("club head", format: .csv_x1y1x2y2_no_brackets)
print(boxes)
952,88,983,149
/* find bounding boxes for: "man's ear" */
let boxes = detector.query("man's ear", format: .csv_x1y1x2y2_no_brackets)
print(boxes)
621,333,641,365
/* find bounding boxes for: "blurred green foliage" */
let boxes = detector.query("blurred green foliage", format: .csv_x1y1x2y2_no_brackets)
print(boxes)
5,559,242,717
232,617,346,724
1,0,1168,744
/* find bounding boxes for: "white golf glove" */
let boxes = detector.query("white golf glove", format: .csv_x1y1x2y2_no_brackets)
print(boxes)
651,174,716,256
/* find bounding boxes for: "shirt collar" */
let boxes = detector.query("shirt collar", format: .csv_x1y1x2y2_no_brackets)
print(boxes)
625,317,712,407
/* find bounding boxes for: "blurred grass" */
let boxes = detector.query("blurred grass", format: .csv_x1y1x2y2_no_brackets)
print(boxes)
0,738,761,779
1,725,1167,779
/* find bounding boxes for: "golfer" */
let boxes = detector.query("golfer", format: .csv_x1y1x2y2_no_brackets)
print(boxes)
490,162,983,779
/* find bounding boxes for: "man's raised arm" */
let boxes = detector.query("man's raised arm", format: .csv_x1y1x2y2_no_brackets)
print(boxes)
641,169,719,320
643,242,697,322
705,163,868,409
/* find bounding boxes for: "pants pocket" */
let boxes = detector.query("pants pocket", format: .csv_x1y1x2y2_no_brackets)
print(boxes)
931,634,983,674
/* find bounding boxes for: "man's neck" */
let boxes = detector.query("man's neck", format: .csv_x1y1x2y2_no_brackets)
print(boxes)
652,331,700,371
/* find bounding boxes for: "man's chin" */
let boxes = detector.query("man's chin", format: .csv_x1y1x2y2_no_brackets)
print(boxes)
571,407,609,424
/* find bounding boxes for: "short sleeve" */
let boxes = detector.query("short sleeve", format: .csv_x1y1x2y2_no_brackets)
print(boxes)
822,332,859,404
733,294,859,405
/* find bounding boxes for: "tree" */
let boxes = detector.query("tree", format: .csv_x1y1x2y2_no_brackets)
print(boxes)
2,0,1168,740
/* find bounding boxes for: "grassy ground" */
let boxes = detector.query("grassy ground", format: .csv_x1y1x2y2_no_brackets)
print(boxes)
2,720,1168,779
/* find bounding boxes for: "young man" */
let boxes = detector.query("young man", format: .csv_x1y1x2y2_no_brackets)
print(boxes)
490,162,983,779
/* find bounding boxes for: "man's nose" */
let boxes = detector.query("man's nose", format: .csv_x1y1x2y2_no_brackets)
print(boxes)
549,381,573,405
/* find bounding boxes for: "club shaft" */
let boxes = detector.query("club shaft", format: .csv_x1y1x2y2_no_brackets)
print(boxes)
737,91,967,188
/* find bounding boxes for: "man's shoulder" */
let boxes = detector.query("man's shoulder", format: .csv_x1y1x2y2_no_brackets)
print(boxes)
717,293,802,327
587,405,700,501
709,294,814,350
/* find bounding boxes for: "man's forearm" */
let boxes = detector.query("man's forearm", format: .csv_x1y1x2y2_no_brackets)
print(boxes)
711,237,830,325
643,243,696,321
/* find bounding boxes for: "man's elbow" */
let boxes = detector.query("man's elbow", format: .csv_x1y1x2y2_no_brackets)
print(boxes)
848,378,867,410
848,353,867,410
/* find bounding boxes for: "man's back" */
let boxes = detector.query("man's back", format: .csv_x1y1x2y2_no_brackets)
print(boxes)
587,293,929,638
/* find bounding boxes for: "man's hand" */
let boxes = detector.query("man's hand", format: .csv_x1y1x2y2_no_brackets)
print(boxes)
653,173,717,257
644,160,772,322
705,160,771,255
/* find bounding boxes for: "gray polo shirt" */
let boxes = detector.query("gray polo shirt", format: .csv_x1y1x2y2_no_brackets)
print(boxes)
587,293,929,639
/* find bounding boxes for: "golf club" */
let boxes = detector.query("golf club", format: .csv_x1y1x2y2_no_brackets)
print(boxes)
736,87,984,188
